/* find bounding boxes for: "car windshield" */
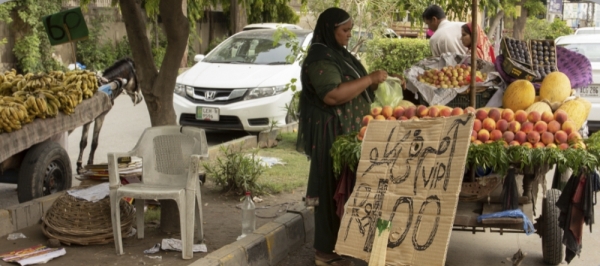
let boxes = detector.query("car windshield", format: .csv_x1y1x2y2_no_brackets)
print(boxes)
204,30,308,65
558,43,600,62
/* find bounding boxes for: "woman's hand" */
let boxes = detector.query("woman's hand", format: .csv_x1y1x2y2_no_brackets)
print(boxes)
368,70,388,85
390,73,407,89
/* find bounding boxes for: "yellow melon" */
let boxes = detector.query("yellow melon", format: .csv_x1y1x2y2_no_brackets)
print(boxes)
557,97,591,130
525,101,552,114
503,80,536,111
397,100,415,108
539,72,571,104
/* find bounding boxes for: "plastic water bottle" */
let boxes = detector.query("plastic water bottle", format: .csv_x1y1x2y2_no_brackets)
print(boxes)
240,191,256,238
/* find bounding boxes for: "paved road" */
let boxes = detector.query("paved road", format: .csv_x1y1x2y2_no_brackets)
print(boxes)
0,95,250,208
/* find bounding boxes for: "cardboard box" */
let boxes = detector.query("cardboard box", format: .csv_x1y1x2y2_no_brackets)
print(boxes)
529,39,558,81
502,57,536,81
501,37,532,67
334,114,475,265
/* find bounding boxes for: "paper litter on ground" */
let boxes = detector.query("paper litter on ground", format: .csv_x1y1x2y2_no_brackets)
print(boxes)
0,245,66,266
67,183,109,202
161,239,207,253
7,233,26,240
253,156,286,168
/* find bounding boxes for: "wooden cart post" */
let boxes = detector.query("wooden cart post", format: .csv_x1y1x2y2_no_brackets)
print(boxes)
469,0,478,108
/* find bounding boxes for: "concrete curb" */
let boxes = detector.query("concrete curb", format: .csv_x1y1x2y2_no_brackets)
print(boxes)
0,134,258,238
189,202,314,266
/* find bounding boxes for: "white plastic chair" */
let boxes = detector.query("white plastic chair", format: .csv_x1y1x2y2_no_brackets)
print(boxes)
108,125,208,259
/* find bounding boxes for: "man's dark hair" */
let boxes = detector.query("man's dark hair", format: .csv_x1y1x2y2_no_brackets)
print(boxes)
422,5,446,20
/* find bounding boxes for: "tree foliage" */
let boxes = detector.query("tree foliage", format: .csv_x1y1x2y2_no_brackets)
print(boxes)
0,0,65,73
524,17,574,40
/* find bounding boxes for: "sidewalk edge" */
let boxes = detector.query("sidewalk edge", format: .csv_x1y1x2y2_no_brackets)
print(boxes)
188,203,314,266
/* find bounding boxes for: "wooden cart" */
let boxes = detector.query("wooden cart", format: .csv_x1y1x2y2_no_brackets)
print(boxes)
0,92,112,203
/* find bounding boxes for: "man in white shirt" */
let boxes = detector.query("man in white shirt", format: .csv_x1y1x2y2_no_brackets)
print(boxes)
422,5,468,57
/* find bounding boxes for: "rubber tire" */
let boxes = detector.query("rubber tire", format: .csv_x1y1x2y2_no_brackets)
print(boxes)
542,188,563,265
17,141,72,203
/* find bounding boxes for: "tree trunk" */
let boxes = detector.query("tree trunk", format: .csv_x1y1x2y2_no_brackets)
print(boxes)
487,10,504,40
180,0,189,68
118,0,189,233
513,1,528,40
229,0,247,34
208,8,214,53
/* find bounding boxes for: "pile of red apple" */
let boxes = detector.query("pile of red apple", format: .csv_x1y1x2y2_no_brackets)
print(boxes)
417,64,485,89
471,108,584,150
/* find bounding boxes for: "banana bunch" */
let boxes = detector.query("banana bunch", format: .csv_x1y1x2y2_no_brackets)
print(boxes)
16,73,57,92
48,71,66,83
0,97,28,133
0,69,20,96
63,70,98,100
55,91,76,115
23,92,50,119
39,90,60,117
0,69,100,134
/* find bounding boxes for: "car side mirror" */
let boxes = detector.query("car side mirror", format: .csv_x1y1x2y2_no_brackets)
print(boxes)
194,54,205,62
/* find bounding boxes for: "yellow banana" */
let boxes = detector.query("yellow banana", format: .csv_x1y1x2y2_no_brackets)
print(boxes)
27,96,39,115
8,106,18,121
36,97,47,114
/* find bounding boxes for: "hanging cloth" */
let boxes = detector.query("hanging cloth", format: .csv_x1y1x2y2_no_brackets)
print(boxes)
502,168,519,211
556,171,599,263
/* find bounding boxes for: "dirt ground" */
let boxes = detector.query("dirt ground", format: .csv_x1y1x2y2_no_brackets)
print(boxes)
0,181,306,266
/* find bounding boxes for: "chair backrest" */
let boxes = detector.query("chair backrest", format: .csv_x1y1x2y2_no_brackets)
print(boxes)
131,125,208,186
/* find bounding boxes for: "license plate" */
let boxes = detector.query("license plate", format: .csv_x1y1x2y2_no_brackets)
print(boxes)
196,107,219,121
580,85,599,97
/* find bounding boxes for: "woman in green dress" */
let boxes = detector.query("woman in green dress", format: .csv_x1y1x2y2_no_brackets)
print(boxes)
296,7,388,266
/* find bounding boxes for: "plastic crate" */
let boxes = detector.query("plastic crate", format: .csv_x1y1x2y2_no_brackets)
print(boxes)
418,87,496,109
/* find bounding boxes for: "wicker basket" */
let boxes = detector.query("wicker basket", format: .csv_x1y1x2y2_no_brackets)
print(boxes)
41,187,135,245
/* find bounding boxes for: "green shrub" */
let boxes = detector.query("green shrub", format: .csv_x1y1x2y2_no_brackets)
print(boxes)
524,17,574,40
364,38,432,76
203,144,265,195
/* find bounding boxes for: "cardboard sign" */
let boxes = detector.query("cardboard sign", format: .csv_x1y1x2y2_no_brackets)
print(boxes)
42,7,89,46
335,114,474,265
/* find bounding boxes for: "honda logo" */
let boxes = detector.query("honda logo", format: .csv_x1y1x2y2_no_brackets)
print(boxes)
205,91,216,101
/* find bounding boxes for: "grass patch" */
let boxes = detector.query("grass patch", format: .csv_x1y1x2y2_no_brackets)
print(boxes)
144,206,161,223
256,132,309,194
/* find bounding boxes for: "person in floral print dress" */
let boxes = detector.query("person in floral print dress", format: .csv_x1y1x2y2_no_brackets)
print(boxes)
296,7,388,266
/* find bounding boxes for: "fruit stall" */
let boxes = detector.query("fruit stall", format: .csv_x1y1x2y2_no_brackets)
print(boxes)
331,34,598,264
0,69,111,203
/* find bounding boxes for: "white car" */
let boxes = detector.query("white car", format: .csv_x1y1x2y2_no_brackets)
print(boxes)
243,23,303,31
174,29,312,132
555,35,600,133
574,27,600,35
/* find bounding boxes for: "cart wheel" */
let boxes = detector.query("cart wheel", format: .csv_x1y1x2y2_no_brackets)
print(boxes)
17,141,72,203
541,188,563,265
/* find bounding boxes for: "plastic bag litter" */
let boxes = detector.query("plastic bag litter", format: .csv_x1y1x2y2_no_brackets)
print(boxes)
144,243,161,254
477,209,535,235
7,233,26,240
373,77,404,107
161,238,207,253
